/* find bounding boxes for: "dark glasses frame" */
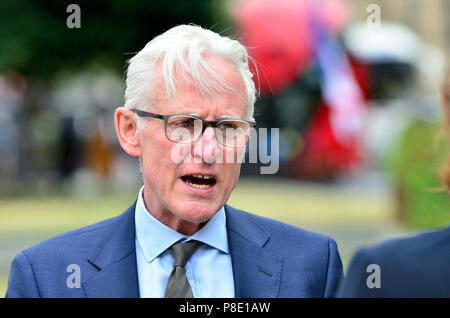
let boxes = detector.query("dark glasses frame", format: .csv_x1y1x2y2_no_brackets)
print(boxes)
130,108,256,148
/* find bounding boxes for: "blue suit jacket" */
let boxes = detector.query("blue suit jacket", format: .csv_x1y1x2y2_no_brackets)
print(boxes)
338,226,450,297
6,203,343,298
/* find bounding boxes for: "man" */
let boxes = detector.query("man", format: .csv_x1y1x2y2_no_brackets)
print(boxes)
338,70,450,298
6,24,343,298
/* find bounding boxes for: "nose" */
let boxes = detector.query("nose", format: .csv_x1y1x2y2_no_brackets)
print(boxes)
192,126,217,163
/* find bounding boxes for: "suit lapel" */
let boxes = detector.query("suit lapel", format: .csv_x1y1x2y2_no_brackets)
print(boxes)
225,205,283,298
83,202,140,298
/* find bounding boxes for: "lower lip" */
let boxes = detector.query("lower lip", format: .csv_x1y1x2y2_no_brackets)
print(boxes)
180,178,216,196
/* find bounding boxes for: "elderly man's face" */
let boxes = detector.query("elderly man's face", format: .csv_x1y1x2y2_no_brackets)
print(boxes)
137,55,248,234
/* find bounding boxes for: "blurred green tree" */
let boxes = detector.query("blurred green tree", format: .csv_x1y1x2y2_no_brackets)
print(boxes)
0,0,231,195
0,0,228,81
388,122,450,230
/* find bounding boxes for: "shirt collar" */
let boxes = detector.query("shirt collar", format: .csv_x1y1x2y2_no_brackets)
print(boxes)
135,186,229,263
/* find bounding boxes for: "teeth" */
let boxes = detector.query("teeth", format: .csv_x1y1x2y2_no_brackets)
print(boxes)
182,174,215,189
185,181,212,189
189,174,213,179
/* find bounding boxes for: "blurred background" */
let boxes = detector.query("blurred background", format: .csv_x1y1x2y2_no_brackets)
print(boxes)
0,0,449,296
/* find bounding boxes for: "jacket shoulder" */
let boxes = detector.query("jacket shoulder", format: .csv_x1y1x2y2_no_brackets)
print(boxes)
226,205,334,244
225,205,343,297
20,213,123,260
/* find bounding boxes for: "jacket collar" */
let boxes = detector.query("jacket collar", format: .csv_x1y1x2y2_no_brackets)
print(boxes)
83,201,140,298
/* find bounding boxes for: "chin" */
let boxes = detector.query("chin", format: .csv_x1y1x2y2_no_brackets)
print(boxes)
175,201,221,224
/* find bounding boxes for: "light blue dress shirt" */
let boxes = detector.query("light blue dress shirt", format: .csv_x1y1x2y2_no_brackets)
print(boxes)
135,186,235,298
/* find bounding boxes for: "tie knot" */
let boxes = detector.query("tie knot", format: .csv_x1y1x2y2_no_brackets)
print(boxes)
171,240,202,267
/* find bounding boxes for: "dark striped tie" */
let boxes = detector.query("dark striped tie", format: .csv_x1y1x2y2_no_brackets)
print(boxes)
165,240,202,298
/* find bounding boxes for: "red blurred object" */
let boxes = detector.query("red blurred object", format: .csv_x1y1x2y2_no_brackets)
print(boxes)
348,54,373,102
234,0,312,94
231,0,365,180
231,0,350,95
285,57,371,180
287,102,360,180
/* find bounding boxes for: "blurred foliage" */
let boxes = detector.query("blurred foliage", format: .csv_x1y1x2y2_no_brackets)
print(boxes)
0,0,230,82
388,122,450,230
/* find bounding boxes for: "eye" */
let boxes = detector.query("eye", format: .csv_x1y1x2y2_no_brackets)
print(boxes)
171,117,195,128
180,119,192,127
218,121,238,130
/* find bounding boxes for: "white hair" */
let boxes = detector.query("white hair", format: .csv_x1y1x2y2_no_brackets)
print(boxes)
123,24,256,126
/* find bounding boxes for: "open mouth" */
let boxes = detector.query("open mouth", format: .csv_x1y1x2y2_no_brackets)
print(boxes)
181,174,217,189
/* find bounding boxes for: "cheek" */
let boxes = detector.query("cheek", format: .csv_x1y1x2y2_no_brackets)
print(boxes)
219,146,246,164
220,150,243,185
140,133,179,184
220,163,242,200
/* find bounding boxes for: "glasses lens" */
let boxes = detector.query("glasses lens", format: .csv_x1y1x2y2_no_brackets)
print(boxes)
166,115,202,143
215,120,251,147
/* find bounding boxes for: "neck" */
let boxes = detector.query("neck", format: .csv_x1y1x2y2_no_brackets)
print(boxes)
141,188,205,236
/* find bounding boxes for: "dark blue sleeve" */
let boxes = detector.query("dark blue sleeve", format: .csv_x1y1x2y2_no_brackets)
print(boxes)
5,252,41,298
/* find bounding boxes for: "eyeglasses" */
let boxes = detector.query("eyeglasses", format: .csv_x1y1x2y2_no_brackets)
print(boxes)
131,109,256,148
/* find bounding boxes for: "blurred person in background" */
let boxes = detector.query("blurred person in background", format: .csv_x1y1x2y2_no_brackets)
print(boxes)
338,69,450,298
5,24,343,298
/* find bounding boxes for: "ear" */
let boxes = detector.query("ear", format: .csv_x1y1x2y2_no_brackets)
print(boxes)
114,107,142,157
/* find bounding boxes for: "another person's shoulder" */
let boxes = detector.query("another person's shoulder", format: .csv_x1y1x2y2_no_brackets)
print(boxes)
354,225,450,263
340,225,450,297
